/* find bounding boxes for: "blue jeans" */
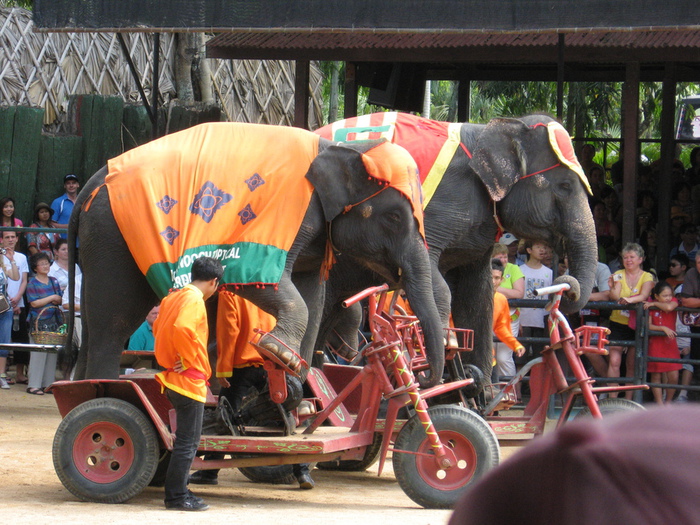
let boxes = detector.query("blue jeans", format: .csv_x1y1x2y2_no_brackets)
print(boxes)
0,308,13,357
165,389,204,504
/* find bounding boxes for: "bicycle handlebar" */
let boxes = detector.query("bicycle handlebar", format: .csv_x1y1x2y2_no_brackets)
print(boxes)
532,282,571,297
342,284,390,308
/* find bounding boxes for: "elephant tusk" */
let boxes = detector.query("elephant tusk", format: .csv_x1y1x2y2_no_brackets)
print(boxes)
398,267,403,277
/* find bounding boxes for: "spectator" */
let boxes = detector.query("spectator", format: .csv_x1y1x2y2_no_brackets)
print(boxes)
592,199,620,264
644,281,681,405
588,165,607,200
3,231,29,384
607,243,655,400
670,206,691,248
48,238,81,294
518,240,553,375
670,223,699,262
25,253,63,395
638,227,658,274
127,305,160,351
672,182,693,220
51,174,80,243
153,256,223,511
26,202,59,262
498,233,520,266
0,247,20,390
0,197,23,230
635,207,654,244
686,146,700,186
448,406,700,525
579,144,604,182
677,252,700,399
667,253,689,290
600,185,622,226
490,259,525,382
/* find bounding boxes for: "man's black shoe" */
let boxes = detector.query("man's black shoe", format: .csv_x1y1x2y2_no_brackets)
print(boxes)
188,470,219,485
165,496,210,511
297,473,315,490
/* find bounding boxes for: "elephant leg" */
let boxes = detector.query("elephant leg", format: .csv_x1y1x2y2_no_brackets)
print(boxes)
78,196,159,378
451,254,494,382
234,272,309,373
293,271,325,379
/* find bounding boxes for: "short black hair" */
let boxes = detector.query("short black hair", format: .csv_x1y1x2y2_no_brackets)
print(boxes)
491,258,504,273
54,238,68,251
671,253,690,268
29,252,51,272
191,257,224,282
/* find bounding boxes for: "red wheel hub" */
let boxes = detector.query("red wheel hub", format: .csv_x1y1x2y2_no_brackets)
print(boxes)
72,422,135,483
415,430,477,490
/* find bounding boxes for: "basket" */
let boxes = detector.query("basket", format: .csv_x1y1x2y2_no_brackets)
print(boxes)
31,307,68,346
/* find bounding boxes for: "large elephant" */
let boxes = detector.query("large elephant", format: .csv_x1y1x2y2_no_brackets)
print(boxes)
70,122,444,387
315,113,597,377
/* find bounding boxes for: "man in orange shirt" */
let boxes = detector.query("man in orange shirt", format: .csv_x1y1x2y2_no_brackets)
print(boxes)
154,257,223,511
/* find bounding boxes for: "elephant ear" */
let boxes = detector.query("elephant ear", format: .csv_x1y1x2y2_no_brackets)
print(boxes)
471,118,531,202
306,140,383,222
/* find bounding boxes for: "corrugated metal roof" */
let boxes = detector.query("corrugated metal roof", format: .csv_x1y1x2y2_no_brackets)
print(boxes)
209,29,700,53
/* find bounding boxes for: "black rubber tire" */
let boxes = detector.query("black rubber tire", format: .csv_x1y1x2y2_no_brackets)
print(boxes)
575,397,645,419
237,391,297,485
52,397,160,503
316,432,382,471
392,405,500,509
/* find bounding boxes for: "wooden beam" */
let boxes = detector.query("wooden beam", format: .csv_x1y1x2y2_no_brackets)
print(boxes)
621,62,640,246
294,60,310,129
344,62,358,118
457,77,470,122
657,64,678,270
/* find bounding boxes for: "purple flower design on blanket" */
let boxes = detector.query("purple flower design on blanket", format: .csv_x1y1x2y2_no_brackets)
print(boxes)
189,181,233,223
160,226,180,245
245,173,265,192
238,204,257,225
156,195,178,214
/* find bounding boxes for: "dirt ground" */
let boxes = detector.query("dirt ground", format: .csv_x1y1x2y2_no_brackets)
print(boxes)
0,379,526,525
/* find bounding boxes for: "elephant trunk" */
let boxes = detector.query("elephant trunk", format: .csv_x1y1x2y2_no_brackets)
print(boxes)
560,212,598,314
400,240,445,389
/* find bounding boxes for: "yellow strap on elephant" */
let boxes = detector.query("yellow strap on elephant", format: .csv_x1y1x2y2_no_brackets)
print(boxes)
421,122,463,209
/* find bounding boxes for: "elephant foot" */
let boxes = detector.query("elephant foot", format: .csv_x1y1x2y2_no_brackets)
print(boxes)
255,334,303,375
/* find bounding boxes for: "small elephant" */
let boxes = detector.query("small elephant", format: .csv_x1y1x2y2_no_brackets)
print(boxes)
70,122,444,386
315,113,598,377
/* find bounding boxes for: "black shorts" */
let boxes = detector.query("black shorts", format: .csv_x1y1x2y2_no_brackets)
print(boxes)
607,321,635,345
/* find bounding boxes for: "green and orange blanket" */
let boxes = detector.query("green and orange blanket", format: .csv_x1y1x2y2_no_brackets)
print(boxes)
100,123,422,298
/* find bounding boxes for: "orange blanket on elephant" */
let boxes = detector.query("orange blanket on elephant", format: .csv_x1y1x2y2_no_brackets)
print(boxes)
103,122,424,298
105,123,319,298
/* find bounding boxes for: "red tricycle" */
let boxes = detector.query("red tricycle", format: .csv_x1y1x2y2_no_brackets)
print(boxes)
50,284,499,509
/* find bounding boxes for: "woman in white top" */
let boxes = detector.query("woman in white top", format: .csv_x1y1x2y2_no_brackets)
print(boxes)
0,250,20,389
48,238,81,294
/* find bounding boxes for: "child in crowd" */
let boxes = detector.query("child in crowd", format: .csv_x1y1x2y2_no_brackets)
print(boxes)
645,281,681,405
491,259,525,382
519,240,553,359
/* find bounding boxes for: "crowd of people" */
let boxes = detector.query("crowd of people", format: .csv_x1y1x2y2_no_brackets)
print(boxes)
490,144,700,405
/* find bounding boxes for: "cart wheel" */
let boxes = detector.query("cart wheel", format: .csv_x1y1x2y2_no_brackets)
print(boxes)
317,432,382,471
53,397,159,503
575,397,645,419
392,405,500,509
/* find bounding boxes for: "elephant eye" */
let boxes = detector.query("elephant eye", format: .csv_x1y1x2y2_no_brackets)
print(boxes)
559,181,572,192
386,211,402,224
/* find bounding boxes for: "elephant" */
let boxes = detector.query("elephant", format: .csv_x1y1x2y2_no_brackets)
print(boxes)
314,113,598,378
69,122,444,387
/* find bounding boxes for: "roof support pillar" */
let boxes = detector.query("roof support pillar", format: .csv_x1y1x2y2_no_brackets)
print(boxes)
344,62,358,118
621,62,640,246
657,63,678,269
294,60,310,129
556,34,565,120
457,77,470,122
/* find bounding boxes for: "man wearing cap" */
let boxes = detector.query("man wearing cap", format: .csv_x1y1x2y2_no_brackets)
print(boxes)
51,175,80,237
